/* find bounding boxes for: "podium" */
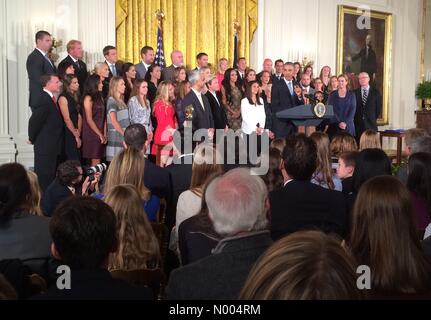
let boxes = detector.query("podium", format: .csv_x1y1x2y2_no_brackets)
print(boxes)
276,104,334,135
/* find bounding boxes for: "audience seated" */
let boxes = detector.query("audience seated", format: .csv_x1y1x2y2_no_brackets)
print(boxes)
270,134,349,241
167,168,272,300
336,151,359,195
240,231,363,300
105,185,161,270
396,128,428,183
104,148,160,222
350,176,431,299
359,129,381,150
26,170,43,216
310,132,342,191
0,163,51,262
270,138,286,155
407,153,431,235
261,148,284,192
330,132,358,163
178,174,222,266
34,196,153,300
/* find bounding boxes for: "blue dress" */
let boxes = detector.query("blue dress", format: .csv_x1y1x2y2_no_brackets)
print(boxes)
327,90,357,137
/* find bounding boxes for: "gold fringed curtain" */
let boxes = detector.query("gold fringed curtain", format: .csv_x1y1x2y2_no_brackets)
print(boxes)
115,0,258,69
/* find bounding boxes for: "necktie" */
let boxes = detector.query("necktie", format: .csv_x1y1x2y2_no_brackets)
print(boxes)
287,81,293,96
44,54,54,68
362,88,368,107
110,64,117,76
197,93,205,111
52,96,57,105
75,61,81,70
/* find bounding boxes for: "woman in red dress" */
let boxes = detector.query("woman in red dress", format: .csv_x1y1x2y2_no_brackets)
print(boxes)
152,81,177,167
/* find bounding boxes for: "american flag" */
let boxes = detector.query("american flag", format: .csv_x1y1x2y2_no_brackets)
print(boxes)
155,27,166,69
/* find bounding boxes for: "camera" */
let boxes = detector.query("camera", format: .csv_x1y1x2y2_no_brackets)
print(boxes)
85,163,107,181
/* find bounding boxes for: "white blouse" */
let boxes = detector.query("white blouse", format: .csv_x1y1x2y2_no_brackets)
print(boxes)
240,97,266,135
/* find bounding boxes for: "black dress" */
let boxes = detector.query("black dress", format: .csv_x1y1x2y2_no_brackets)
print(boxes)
59,93,80,161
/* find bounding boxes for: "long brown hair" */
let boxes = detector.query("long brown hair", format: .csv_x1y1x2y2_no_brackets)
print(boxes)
190,144,224,195
108,76,127,109
62,74,81,111
350,176,431,294
330,132,358,158
131,79,149,109
106,184,160,270
104,148,151,200
311,132,335,190
240,231,363,300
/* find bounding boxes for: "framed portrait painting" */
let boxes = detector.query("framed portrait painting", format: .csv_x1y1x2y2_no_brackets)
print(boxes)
337,5,393,125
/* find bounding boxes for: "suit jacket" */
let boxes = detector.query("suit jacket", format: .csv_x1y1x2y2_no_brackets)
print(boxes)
135,62,149,80
0,211,51,262
103,61,123,98
41,178,74,217
205,91,227,130
162,64,176,82
26,49,57,108
270,78,301,138
269,180,349,241
33,269,153,300
182,90,214,131
166,231,273,300
354,86,382,137
58,55,88,94
28,91,64,156
144,158,171,200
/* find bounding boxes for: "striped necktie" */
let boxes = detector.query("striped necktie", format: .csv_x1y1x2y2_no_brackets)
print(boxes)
362,88,368,106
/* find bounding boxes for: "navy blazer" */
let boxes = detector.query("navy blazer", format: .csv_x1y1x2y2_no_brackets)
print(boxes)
26,49,57,108
58,55,88,94
205,91,227,130
354,86,382,137
182,90,214,131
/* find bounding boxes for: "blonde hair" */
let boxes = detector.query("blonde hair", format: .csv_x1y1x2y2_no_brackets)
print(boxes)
104,148,151,201
330,133,358,158
106,184,160,270
108,76,127,109
25,171,43,216
190,144,224,195
66,40,81,53
155,81,173,104
359,130,381,150
93,62,108,76
311,132,335,190
240,231,363,300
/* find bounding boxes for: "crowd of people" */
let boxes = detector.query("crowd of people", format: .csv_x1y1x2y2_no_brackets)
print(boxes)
0,29,430,300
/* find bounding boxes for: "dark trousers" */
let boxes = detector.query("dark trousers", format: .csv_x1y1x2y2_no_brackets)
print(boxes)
34,153,60,192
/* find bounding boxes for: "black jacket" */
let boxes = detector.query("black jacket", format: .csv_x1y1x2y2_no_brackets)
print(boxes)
26,49,57,108
58,55,88,94
354,86,382,137
205,91,227,130
182,90,214,131
269,180,349,240
41,178,74,217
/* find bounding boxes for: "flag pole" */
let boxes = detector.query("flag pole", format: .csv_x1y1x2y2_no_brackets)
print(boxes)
233,20,240,68
155,9,166,69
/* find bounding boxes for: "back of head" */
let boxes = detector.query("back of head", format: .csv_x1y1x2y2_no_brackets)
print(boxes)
350,176,431,294
310,132,334,189
50,196,117,270
407,152,431,208
191,144,224,191
104,185,160,270
330,132,358,158
262,148,283,192
240,231,362,300
25,170,43,216
411,136,431,154
359,130,381,150
0,163,31,226
205,168,268,236
124,124,148,152
104,148,150,200
283,134,317,181
352,148,391,192
404,128,427,149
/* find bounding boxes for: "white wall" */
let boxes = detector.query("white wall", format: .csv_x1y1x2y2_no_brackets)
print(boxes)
0,0,115,166
250,0,424,131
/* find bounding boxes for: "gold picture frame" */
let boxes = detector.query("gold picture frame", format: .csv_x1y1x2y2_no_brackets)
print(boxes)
337,5,393,125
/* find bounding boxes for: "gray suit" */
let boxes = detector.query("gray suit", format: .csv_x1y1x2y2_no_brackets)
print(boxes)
135,62,148,80
162,65,176,82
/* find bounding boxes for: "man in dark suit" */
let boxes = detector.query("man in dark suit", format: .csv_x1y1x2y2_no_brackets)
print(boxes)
58,40,88,94
26,31,56,111
270,134,349,241
102,45,122,97
205,76,228,131
271,62,302,138
162,50,184,82
194,52,209,71
256,58,274,80
271,59,284,83
34,197,153,300
166,168,273,299
28,75,64,192
135,46,155,80
354,72,382,138
182,70,215,136
236,57,247,87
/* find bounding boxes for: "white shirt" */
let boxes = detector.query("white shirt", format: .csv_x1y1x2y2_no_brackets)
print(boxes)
43,89,54,98
176,190,202,233
142,61,151,70
241,97,266,135
192,88,205,110
284,179,293,187
69,55,78,63
361,85,370,95
106,61,117,75
209,90,220,106
36,48,48,56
